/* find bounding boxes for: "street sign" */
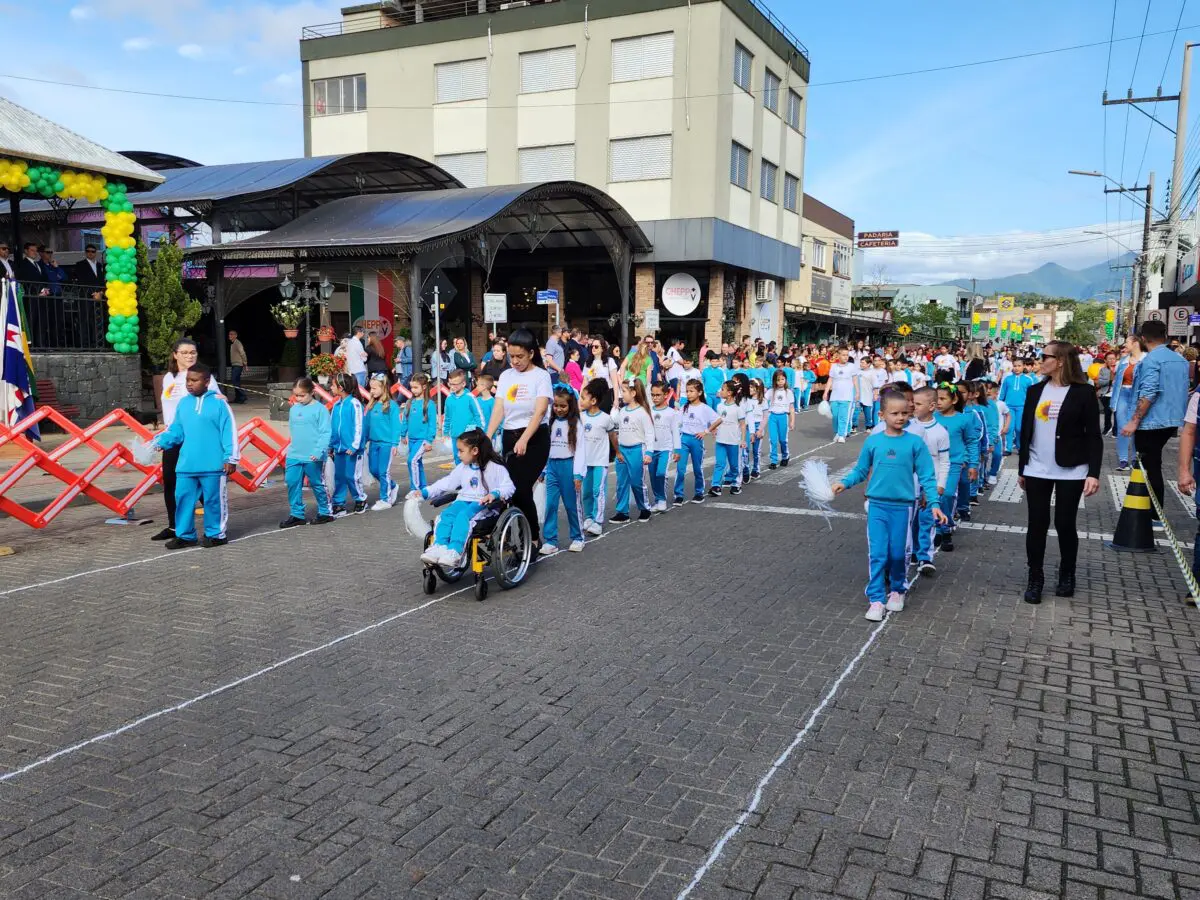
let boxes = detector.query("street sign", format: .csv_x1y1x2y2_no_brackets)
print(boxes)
857,238,899,248
858,231,898,240
998,296,1015,310
483,292,507,324
642,309,660,333
1146,309,1166,322
536,289,559,306
1190,312,1200,325
1169,305,1191,336
897,323,912,337
420,269,457,307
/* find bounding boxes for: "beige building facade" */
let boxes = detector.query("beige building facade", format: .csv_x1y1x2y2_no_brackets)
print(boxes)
300,0,809,349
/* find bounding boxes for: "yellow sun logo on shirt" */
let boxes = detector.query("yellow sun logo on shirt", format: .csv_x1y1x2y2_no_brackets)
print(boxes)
1036,400,1052,422
506,384,521,402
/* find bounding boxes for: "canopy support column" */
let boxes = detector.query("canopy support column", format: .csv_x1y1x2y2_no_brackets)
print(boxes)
408,258,423,376
210,219,227,383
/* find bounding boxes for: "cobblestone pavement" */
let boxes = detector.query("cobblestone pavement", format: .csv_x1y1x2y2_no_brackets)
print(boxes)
1,415,1199,899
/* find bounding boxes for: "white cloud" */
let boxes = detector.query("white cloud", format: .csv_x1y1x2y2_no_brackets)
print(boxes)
177,43,205,60
68,5,93,20
270,72,297,87
861,221,1145,285
232,66,251,76
122,36,154,51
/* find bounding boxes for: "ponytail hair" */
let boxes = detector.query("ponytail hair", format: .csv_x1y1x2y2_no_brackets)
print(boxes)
621,377,650,412
507,328,545,370
682,378,705,410
936,382,965,412
456,428,506,494
553,386,580,451
581,377,613,413
409,373,431,422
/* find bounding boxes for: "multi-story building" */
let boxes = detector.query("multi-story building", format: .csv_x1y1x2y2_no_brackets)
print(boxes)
300,0,809,349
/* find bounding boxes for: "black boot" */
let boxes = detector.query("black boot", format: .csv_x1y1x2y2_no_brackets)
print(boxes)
1024,568,1044,605
1055,571,1075,597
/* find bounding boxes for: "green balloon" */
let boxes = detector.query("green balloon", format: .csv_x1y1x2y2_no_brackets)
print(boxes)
127,315,138,326
111,314,125,324
121,201,133,212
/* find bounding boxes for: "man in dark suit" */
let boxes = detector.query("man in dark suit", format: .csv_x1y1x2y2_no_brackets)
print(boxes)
14,242,46,292
71,244,105,294
14,242,49,347
71,243,107,349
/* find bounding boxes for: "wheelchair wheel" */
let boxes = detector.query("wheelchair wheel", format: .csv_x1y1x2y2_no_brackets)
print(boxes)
422,570,437,595
437,561,466,584
474,576,488,602
490,508,532,590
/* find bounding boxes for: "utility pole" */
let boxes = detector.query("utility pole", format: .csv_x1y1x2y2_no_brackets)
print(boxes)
1167,43,1196,300
1104,174,1154,327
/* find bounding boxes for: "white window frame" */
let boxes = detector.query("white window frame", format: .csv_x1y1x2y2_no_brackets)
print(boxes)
730,141,751,191
760,159,778,202
811,239,827,271
435,58,488,104
519,46,576,94
519,144,576,182
783,173,799,212
609,135,673,182
311,74,366,116
763,69,780,115
434,151,487,188
733,43,753,93
786,90,802,131
611,32,675,82
833,242,851,277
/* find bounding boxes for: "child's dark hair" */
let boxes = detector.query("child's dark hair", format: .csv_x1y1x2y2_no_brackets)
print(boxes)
771,368,789,389
621,377,650,411
970,380,990,406
882,381,914,397
294,376,315,393
682,378,706,409
553,386,580,451
334,373,358,397
729,373,750,401
722,378,744,401
581,377,613,412
409,373,431,422
190,361,212,379
937,382,965,411
456,429,506,494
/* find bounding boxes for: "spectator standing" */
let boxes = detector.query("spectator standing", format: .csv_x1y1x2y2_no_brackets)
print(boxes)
343,327,368,388
228,329,248,403
0,241,13,281
1096,351,1116,435
479,341,510,381
430,338,453,385
450,336,475,387
72,244,104,293
544,326,566,385
39,247,66,297
583,337,620,393
365,332,389,379
1122,319,1190,525
393,337,413,383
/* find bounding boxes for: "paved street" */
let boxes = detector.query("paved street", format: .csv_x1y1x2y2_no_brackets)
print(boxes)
2,412,1200,899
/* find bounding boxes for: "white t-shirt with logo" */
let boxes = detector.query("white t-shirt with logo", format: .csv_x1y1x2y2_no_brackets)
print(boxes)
1024,383,1087,480
713,402,746,445
496,366,554,430
827,362,857,402
580,410,616,467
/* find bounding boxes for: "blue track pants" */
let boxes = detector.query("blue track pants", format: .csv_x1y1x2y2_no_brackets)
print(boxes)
175,472,228,541
864,499,914,605
286,459,331,520
543,457,583,546
615,443,648,514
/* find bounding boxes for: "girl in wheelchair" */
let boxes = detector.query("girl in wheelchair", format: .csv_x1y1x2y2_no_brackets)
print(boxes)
412,429,515,568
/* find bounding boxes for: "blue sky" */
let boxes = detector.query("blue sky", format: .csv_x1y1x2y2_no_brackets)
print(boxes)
11,1,1198,283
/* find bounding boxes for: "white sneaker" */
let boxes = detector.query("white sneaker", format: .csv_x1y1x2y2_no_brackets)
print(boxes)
865,601,886,621
438,546,464,567
388,484,400,505
654,500,667,512
539,543,559,556
371,500,392,512
835,436,846,444
568,540,584,552
420,545,444,565
585,521,603,536
986,476,997,486
885,592,905,612
583,518,595,531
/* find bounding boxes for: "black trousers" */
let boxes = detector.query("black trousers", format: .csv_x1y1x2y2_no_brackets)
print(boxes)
1025,476,1085,576
504,424,551,544
1100,395,1112,433
162,446,180,530
1134,427,1176,518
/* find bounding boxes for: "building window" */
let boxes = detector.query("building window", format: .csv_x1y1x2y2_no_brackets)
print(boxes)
612,32,674,82
811,239,827,270
435,58,488,103
763,69,780,115
312,75,366,115
734,43,753,93
760,159,778,202
519,144,576,182
434,151,487,188
520,46,576,93
786,90,802,130
833,242,851,277
609,135,672,182
783,173,799,212
730,141,751,190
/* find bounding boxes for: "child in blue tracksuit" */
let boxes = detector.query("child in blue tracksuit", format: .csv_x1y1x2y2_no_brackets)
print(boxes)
675,380,717,503
973,385,1001,490
998,359,1036,454
280,377,333,529
329,373,367,515
834,392,946,621
649,382,681,509
766,370,795,468
364,374,402,510
442,369,485,463
962,383,989,506
151,363,239,549
911,387,950,573
708,379,746,495
541,387,587,553
934,384,979,551
416,430,515,569
400,373,437,492
475,373,499,449
702,354,727,411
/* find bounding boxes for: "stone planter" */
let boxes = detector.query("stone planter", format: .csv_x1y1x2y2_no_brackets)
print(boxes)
267,382,294,422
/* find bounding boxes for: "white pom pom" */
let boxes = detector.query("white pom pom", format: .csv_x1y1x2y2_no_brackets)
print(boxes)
403,494,428,540
533,479,547,526
131,438,159,467
817,399,832,419
798,457,837,530
441,437,454,456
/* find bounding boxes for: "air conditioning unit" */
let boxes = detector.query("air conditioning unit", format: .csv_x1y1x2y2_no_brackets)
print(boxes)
755,279,776,302
499,1,530,8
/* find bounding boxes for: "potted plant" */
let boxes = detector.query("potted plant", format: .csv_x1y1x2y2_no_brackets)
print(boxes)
277,337,303,382
270,298,306,338
138,238,202,411
307,352,343,386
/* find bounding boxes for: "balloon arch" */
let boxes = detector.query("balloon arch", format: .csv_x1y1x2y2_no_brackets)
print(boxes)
0,158,139,354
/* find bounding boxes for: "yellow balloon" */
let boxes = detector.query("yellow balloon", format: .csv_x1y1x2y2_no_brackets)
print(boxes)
1087,362,1102,381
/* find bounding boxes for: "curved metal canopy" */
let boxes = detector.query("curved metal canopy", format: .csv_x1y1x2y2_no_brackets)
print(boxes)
5,152,463,233
185,182,652,261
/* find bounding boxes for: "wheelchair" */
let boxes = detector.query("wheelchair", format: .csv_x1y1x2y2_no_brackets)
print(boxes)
421,495,534,602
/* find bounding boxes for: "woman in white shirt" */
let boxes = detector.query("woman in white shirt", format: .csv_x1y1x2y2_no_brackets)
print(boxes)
153,338,225,542
582,337,620,406
486,328,554,546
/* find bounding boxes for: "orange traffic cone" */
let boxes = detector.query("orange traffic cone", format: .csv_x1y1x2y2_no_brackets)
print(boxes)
1106,466,1158,553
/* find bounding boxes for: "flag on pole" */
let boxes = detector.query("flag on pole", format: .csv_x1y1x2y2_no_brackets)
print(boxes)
1,279,40,440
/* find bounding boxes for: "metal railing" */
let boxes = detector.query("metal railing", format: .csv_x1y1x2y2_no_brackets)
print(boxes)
19,282,111,352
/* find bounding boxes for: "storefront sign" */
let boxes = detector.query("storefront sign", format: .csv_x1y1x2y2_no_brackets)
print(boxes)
483,292,507,323
831,277,851,312
643,309,660,332
1169,305,1191,336
811,274,832,307
661,273,702,317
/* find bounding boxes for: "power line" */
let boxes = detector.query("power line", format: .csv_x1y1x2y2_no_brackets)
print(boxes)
1103,0,1120,278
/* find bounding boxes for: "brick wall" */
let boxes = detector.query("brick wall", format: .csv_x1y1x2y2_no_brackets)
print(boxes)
469,268,488,355
633,264,656,339
705,267,725,353
546,268,565,330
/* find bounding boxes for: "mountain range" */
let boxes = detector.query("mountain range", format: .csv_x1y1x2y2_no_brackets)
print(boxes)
939,252,1136,300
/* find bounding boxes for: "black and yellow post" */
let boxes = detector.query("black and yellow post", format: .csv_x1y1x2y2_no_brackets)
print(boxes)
1107,465,1158,552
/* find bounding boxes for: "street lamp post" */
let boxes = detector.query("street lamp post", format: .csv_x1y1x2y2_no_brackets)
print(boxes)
279,274,336,367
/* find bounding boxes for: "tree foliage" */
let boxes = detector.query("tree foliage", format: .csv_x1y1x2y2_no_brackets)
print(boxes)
1055,301,1107,345
894,297,957,338
140,239,201,370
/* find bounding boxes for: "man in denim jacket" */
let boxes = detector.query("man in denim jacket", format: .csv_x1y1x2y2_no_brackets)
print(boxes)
1123,319,1189,524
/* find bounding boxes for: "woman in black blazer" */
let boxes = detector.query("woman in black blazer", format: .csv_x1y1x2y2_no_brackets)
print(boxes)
1018,341,1103,604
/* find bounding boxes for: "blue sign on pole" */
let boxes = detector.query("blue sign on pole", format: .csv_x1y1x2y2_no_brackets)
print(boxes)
536,289,559,306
